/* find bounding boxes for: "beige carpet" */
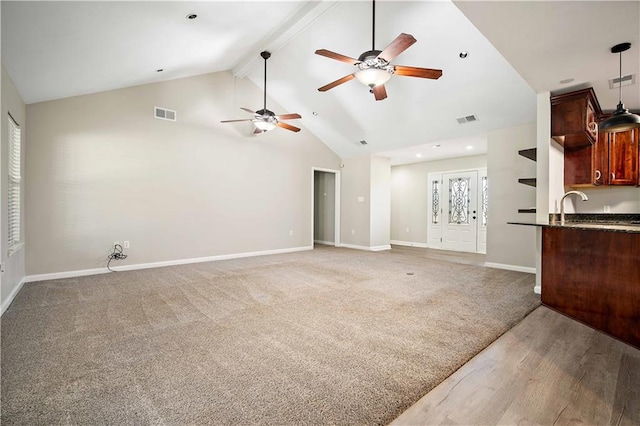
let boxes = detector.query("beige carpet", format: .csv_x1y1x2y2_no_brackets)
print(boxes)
1,246,540,425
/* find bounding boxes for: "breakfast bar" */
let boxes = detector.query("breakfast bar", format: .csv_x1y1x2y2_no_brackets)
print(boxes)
510,215,640,350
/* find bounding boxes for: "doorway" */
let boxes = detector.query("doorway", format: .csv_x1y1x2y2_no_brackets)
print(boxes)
312,168,340,247
427,168,487,253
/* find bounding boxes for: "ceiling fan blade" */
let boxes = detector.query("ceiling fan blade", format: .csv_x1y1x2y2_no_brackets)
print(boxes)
378,33,417,62
240,107,257,115
275,113,301,121
318,74,355,92
253,127,264,134
277,122,301,132
221,119,254,123
315,49,359,65
394,65,443,79
372,84,387,101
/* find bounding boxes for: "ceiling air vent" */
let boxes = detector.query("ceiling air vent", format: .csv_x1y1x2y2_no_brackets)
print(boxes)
359,140,368,145
154,106,177,122
609,73,635,89
456,114,478,124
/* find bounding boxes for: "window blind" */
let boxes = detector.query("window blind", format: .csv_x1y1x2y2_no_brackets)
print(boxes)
8,114,21,252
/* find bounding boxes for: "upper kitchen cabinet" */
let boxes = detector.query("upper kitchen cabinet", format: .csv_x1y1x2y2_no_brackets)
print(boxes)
551,88,602,149
607,128,638,185
565,127,639,187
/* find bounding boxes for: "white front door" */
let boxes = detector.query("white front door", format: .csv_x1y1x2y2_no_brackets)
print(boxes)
442,171,478,252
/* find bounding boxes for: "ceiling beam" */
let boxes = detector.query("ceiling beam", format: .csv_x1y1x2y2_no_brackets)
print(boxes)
232,0,340,79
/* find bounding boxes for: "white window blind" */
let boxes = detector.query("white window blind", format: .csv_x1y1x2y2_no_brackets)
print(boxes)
8,114,21,252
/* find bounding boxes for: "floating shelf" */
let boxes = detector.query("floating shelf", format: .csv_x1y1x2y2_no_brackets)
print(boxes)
518,178,537,187
518,208,537,214
518,148,537,162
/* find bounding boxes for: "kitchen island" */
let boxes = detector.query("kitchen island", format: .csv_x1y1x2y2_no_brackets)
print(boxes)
510,215,640,350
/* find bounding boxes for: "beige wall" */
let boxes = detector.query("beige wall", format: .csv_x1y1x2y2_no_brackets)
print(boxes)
370,155,390,248
390,155,487,245
340,154,391,249
25,71,341,276
314,171,335,244
1,65,27,312
340,155,372,247
487,122,536,269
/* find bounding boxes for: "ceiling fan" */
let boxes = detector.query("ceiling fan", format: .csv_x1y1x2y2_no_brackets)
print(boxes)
315,0,442,101
221,51,301,133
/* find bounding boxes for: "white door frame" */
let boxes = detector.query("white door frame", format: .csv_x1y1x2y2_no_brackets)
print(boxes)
311,168,341,247
427,167,487,254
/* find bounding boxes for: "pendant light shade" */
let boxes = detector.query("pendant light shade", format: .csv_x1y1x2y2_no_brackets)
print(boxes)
600,42,640,133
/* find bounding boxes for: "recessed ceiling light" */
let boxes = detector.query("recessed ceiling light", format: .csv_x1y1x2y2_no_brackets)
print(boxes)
559,78,575,84
459,51,469,59
186,13,197,20
156,69,163,73
466,145,474,150
312,111,318,116
416,153,422,158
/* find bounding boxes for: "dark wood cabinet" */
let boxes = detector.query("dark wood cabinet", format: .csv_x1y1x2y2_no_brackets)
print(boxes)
551,88,601,149
564,127,638,187
607,128,638,185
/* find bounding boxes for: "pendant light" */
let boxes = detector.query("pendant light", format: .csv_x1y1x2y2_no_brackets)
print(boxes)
599,42,640,133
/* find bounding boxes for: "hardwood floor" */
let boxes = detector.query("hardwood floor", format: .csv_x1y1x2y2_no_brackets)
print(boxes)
392,306,640,425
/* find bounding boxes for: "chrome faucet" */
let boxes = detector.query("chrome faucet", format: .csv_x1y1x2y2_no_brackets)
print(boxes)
560,191,588,224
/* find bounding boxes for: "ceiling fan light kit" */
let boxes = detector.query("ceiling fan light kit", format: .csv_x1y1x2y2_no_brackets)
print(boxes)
354,50,394,87
599,42,640,133
315,0,442,101
220,51,301,134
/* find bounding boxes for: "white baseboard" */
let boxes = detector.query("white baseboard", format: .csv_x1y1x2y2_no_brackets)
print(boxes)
313,240,335,246
1,277,26,316
26,246,314,283
484,262,536,274
390,240,428,248
339,244,391,251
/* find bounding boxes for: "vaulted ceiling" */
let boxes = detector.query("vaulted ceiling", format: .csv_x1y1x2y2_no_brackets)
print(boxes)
2,1,639,164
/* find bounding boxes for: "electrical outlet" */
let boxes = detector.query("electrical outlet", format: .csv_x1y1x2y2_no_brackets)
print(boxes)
124,241,130,249
289,230,294,236
351,229,355,235
604,205,611,213
406,227,410,233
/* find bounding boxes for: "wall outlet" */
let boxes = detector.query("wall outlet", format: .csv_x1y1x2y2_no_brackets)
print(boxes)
357,196,364,202
124,241,130,249
351,229,355,235
289,230,294,236
603,205,611,213
406,227,410,233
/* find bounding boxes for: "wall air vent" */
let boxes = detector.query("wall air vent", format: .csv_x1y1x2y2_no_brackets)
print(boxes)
456,114,478,124
154,107,177,122
359,140,368,145
609,73,635,89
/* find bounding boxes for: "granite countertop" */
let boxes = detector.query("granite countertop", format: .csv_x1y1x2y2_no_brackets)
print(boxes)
508,213,640,233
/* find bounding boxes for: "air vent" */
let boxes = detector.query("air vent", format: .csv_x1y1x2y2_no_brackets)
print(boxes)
609,73,635,89
154,107,177,122
456,114,478,124
359,140,368,145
